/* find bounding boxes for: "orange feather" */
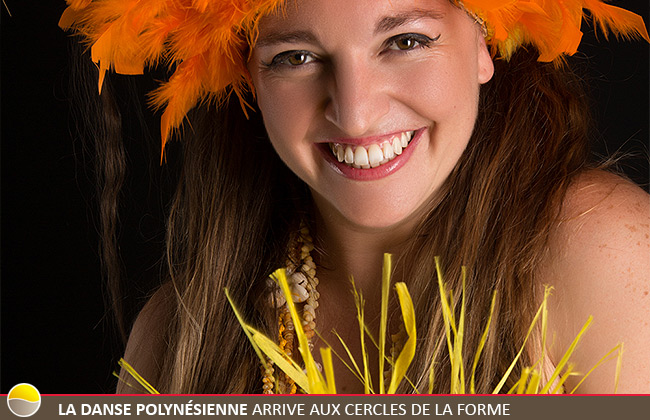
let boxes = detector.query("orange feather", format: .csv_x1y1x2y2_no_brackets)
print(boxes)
583,0,650,42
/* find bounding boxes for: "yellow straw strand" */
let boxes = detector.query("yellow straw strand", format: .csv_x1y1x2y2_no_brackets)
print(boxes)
331,330,364,381
492,286,553,394
569,343,623,394
351,279,373,394
525,370,542,394
515,368,531,394
387,283,416,393
539,316,593,394
118,358,160,394
470,290,497,393
321,348,337,394
273,269,330,393
452,268,467,394
225,288,269,371
379,253,392,394
538,286,552,392
435,258,456,376
112,371,145,394
614,343,623,394
427,358,436,394
251,329,309,391
550,364,575,394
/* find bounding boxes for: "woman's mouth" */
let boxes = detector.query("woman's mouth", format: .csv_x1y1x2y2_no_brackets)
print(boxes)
317,128,425,181
327,130,415,169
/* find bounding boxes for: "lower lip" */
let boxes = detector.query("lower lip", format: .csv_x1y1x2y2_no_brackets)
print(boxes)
316,128,425,181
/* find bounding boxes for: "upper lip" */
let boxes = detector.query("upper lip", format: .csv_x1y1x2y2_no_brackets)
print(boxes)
318,129,416,146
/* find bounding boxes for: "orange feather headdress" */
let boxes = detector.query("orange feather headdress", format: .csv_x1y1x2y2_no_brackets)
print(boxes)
60,0,649,155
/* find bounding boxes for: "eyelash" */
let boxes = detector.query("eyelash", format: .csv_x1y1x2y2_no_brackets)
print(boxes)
262,32,441,70
383,33,440,52
262,50,317,70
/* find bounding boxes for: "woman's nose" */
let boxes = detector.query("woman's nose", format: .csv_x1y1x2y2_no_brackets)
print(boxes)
324,59,391,137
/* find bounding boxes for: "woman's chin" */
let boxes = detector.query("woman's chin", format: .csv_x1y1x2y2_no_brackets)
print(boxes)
311,183,434,234
325,201,425,234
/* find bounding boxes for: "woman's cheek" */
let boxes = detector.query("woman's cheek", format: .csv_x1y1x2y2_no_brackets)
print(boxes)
260,81,317,132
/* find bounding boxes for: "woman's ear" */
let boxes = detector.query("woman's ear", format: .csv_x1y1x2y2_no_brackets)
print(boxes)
477,35,494,84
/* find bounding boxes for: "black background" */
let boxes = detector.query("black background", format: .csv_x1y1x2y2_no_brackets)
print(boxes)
1,1,648,393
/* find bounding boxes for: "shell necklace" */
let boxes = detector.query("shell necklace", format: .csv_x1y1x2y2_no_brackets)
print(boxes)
261,224,406,394
263,224,320,394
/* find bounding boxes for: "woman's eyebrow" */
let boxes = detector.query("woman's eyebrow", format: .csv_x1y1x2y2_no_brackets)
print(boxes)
375,9,445,34
255,30,318,47
254,9,445,48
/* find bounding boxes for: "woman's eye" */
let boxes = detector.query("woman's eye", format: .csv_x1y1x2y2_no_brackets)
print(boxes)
286,52,309,65
268,50,315,68
394,37,418,50
386,33,439,52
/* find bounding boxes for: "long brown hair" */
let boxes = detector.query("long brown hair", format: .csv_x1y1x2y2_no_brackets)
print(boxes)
90,46,591,393
395,49,591,392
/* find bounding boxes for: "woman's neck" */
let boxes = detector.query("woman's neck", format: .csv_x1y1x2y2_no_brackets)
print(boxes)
307,195,420,393
311,194,418,291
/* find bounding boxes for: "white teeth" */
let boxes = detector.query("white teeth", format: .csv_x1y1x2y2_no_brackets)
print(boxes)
400,132,409,148
367,144,383,168
382,141,394,160
329,130,415,169
336,144,345,162
354,146,369,167
392,137,402,155
344,146,354,163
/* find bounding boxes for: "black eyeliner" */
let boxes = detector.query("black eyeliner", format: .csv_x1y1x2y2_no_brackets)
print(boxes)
384,32,441,50
262,50,316,70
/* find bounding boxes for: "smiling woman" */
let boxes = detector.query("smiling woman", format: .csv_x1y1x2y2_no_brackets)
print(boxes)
249,0,493,230
61,0,649,394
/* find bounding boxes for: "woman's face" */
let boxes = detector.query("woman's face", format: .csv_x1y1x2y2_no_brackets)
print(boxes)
249,0,493,230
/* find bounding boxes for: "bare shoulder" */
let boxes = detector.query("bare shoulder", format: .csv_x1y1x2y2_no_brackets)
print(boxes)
116,282,176,393
541,169,650,393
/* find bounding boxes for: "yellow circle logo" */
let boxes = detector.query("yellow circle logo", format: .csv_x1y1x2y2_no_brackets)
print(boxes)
7,384,41,417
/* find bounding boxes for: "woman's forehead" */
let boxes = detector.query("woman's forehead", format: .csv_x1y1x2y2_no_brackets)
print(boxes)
256,0,456,39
